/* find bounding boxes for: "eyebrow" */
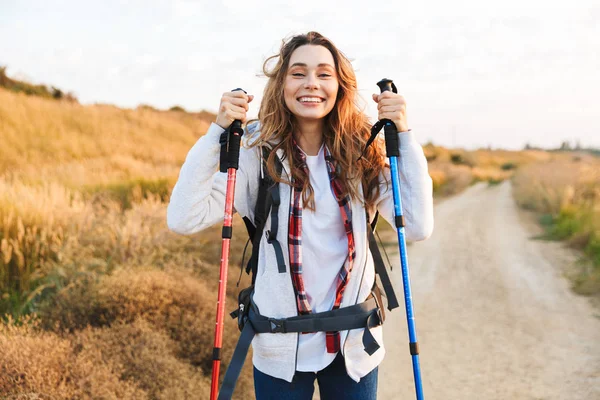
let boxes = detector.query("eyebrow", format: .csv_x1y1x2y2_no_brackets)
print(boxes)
289,62,334,69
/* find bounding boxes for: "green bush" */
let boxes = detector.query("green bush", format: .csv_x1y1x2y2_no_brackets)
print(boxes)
450,153,463,164
585,234,600,267
501,162,517,170
551,208,583,239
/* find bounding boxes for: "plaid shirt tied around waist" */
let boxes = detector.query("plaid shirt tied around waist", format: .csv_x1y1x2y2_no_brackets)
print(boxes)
288,140,356,353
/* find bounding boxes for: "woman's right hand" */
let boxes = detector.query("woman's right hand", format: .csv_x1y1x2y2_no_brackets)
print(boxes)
215,91,254,130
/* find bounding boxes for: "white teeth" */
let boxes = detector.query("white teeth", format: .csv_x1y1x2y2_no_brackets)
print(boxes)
298,97,323,103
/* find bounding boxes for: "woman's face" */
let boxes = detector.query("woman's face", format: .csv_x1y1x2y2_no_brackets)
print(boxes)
283,45,339,126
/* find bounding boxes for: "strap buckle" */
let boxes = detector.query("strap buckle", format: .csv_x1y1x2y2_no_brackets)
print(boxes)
265,230,276,243
376,307,384,326
268,318,286,333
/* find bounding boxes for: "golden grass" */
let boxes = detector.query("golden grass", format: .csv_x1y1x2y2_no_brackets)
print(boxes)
0,190,255,398
0,88,259,398
423,143,552,196
0,87,209,187
512,155,600,294
512,157,600,214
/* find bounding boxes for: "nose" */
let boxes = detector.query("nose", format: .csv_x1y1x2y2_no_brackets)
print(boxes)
304,73,319,90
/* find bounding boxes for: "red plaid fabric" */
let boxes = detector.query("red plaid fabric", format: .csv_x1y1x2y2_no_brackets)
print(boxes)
288,140,356,353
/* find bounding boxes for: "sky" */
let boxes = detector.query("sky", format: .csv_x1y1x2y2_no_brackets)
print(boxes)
1,0,598,150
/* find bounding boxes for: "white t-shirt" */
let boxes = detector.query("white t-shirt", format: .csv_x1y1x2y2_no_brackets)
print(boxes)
295,144,350,372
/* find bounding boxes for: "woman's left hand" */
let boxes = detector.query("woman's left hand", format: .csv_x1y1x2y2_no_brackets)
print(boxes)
372,91,409,132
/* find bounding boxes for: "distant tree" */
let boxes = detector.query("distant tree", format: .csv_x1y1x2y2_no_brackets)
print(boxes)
169,105,186,112
137,104,160,112
559,141,572,151
51,86,64,99
0,65,8,86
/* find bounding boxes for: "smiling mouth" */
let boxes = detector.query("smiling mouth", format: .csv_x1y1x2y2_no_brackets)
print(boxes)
297,97,325,103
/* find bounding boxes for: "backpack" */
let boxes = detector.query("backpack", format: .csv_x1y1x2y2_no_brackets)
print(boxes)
219,145,399,400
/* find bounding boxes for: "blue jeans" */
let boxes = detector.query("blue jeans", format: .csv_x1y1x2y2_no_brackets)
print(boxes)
253,353,378,399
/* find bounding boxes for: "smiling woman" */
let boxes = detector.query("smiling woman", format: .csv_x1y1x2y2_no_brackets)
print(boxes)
167,31,434,400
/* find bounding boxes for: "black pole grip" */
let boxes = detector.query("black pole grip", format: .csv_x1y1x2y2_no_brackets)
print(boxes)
376,79,400,158
376,78,395,94
384,123,400,157
219,88,246,172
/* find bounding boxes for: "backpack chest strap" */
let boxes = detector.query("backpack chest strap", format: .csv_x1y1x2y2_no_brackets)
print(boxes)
218,295,383,400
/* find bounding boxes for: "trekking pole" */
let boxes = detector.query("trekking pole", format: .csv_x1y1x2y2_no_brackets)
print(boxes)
376,78,424,400
210,88,246,400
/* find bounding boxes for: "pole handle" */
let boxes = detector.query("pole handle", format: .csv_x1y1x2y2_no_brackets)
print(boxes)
376,78,396,94
376,79,400,158
219,88,246,172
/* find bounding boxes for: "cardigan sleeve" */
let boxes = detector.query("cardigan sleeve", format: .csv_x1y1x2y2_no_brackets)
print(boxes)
374,130,434,241
166,122,257,235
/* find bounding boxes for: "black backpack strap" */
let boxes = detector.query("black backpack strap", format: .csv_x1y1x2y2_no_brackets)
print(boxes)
244,146,286,284
218,321,255,400
367,210,400,311
265,177,286,274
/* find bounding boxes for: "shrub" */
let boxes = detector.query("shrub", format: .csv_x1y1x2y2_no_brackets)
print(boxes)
501,162,517,170
0,314,146,399
449,152,476,167
71,318,211,399
450,153,463,164
38,266,256,398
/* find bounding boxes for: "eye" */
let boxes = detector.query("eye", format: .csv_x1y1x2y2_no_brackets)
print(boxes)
319,74,332,78
292,73,305,77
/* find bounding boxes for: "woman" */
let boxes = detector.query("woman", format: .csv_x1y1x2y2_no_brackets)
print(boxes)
167,31,434,400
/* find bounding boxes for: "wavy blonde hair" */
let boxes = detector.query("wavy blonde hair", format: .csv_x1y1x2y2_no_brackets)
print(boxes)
248,31,387,211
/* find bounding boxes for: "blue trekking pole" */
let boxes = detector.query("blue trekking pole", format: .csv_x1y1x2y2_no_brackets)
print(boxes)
370,78,424,400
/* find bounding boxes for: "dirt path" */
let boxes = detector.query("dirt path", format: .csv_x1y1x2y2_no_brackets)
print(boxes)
378,181,600,400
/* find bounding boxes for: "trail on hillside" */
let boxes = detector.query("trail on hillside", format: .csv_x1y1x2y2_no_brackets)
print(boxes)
377,181,600,400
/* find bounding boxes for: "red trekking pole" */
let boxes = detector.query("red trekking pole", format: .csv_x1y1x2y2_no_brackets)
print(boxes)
210,88,246,400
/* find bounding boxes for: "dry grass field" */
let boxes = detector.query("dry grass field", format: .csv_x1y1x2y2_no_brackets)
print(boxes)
0,85,597,398
512,154,600,295
0,87,256,398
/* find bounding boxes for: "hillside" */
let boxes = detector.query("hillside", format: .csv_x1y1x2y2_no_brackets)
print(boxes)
1,86,213,181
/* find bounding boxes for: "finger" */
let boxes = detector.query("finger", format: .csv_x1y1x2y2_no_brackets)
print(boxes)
380,91,401,99
227,104,247,115
224,90,250,102
248,94,254,103
228,97,250,111
377,97,406,110
378,102,405,112
372,93,379,103
379,104,406,113
225,109,246,122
